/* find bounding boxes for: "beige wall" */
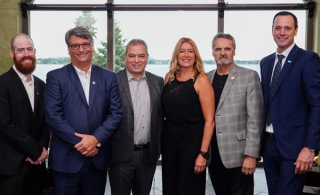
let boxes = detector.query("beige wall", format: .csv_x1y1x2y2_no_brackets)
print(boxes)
0,1,319,74
0,0,22,74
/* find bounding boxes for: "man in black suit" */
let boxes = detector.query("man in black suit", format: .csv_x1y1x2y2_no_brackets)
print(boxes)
0,33,50,195
109,39,164,195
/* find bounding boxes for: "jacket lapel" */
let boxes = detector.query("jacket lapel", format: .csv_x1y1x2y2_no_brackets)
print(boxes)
88,65,99,113
263,54,276,102
33,77,41,117
271,45,298,100
119,69,133,110
216,65,237,111
67,64,88,108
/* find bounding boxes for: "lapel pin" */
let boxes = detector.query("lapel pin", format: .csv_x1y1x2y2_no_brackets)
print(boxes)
36,92,39,95
92,81,96,85
231,76,235,80
288,60,292,63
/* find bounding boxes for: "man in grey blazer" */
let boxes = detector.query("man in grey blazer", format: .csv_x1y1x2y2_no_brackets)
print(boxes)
109,39,163,195
207,33,263,195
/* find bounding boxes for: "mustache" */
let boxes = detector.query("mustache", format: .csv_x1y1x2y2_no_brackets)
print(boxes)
20,56,34,61
218,55,228,59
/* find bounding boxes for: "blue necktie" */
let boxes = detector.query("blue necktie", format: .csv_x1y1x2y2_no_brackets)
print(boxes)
266,54,284,126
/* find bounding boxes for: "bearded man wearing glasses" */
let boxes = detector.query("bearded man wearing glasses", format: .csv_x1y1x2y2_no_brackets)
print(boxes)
44,26,123,195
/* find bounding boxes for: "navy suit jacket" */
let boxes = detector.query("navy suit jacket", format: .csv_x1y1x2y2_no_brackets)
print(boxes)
260,45,320,159
44,64,123,173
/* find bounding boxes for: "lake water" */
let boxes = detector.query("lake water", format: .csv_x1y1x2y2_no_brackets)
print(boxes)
33,64,261,82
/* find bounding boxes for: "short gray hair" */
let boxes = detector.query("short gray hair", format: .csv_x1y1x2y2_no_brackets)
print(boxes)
125,39,148,55
212,32,236,50
65,26,93,46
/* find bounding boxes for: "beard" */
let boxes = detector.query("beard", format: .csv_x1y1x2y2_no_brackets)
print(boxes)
14,55,36,75
216,56,233,66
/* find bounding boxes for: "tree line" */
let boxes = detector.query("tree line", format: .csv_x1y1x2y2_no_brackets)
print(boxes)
36,11,260,68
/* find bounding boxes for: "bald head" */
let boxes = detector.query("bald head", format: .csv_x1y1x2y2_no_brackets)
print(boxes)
10,33,34,51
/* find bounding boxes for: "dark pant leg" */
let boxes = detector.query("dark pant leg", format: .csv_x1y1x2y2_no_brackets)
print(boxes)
109,160,135,195
263,135,307,195
0,164,45,195
52,169,82,195
0,175,24,195
162,125,179,195
228,167,253,195
52,158,107,195
24,164,46,195
209,160,232,195
132,148,157,195
82,158,107,195
177,123,205,195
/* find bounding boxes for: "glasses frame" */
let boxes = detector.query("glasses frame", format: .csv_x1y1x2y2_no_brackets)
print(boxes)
69,42,92,50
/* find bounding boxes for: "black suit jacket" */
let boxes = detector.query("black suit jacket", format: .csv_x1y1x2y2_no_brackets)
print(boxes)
0,67,50,175
112,69,163,164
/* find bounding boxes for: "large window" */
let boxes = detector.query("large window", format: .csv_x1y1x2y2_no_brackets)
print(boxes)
115,11,217,78
30,11,108,81
224,10,306,76
29,0,309,80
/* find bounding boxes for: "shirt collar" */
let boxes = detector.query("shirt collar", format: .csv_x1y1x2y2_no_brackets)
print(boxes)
276,43,295,57
73,64,92,74
12,65,34,83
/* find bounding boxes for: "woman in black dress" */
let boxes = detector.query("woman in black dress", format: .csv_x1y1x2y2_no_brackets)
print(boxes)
161,37,215,195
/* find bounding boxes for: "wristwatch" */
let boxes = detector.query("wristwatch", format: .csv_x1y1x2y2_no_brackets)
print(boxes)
307,147,315,152
96,143,101,149
200,151,209,159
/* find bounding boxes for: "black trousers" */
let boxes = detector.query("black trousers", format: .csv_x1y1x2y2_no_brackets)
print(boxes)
0,164,46,195
109,147,157,195
208,134,253,195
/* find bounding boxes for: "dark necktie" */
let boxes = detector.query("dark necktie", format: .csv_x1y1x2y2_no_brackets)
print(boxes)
266,54,284,126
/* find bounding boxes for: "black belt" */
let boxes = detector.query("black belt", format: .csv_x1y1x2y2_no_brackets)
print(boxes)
266,132,275,139
133,142,150,150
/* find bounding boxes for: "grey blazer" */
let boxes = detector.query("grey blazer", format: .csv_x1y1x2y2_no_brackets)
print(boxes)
207,64,263,168
112,69,164,163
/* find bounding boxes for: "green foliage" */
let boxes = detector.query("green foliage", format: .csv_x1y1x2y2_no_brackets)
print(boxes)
74,11,97,39
37,57,70,64
74,11,127,70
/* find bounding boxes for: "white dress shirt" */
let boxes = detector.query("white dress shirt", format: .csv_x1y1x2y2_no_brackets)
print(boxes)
13,65,34,111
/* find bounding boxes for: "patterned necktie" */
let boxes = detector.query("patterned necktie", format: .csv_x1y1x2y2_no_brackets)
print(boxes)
266,54,285,126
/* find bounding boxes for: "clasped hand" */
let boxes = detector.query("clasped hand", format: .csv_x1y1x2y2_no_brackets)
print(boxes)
74,133,99,157
25,147,48,165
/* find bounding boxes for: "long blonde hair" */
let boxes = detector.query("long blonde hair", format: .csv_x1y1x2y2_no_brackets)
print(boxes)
168,37,206,83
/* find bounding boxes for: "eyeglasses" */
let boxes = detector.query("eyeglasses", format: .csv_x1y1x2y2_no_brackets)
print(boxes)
69,42,92,50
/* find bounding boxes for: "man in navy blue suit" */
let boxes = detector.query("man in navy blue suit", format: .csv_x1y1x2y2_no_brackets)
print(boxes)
44,26,123,195
260,11,320,194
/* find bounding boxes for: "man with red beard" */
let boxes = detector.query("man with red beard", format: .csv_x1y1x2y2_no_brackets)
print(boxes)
0,33,50,195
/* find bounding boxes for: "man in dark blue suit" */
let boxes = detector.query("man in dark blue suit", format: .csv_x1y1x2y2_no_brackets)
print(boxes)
44,26,123,195
260,11,320,194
